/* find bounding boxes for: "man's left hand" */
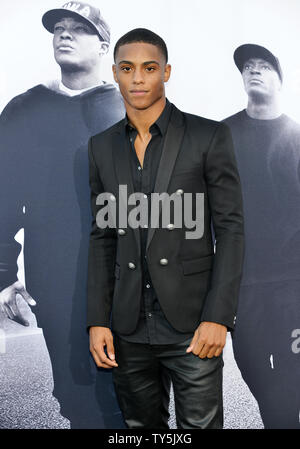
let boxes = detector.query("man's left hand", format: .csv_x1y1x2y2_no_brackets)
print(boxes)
186,321,227,359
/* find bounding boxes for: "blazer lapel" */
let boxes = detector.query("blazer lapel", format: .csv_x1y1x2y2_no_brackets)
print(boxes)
146,106,186,251
112,123,141,257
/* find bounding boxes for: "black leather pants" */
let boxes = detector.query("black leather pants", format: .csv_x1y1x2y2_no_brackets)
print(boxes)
112,336,224,429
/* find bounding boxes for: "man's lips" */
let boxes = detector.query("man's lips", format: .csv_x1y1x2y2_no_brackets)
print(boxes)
130,90,148,96
249,78,263,84
57,45,74,51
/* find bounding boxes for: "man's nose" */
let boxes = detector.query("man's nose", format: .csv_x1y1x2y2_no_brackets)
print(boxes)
250,67,261,74
60,29,73,40
132,69,144,84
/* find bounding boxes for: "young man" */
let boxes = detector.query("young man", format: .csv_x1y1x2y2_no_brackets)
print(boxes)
0,2,125,428
224,44,300,429
87,28,244,429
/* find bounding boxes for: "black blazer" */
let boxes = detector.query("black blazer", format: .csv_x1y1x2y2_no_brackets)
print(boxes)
87,104,244,334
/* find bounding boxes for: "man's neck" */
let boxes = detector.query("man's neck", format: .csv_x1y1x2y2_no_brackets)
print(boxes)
126,97,166,137
61,66,103,90
246,96,282,120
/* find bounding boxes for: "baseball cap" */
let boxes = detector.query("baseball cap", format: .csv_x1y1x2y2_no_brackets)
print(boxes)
42,2,110,43
234,44,283,82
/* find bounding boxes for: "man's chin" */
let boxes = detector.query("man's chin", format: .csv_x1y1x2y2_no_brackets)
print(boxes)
127,96,163,111
132,104,151,111
55,56,82,72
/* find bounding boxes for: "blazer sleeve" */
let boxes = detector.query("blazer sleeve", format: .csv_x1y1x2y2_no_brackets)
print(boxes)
86,136,117,329
201,122,244,330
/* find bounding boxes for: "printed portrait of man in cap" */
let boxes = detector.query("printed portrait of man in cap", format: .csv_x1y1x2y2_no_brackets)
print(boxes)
223,43,300,429
0,2,125,428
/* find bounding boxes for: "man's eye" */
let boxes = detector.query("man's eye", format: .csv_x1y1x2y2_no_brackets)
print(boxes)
54,26,64,32
121,67,131,72
75,26,88,32
146,67,155,72
262,65,271,70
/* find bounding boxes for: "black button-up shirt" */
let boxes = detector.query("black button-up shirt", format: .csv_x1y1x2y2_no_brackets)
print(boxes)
116,100,194,345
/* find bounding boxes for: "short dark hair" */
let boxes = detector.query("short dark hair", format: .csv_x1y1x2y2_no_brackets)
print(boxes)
113,28,168,63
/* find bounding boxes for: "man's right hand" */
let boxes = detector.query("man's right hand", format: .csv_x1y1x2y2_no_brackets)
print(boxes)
0,280,36,326
89,326,118,369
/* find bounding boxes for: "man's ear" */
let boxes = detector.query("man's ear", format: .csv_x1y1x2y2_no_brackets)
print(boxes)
164,64,171,83
112,64,118,84
99,41,109,56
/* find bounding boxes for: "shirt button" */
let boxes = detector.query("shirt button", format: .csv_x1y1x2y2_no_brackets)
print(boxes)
138,166,142,171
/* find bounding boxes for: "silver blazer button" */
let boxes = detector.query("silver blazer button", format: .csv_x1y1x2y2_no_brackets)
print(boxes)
167,223,175,230
118,229,126,235
159,258,168,266
128,262,136,270
176,189,184,195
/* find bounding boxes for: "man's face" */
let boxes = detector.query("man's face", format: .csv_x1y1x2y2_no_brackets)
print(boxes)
113,42,171,110
53,16,107,71
242,57,281,99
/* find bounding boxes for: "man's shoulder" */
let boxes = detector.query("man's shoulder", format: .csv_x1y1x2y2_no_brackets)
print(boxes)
90,118,125,143
222,110,245,126
223,110,300,136
90,103,228,149
1,85,49,115
175,106,228,136
281,114,300,133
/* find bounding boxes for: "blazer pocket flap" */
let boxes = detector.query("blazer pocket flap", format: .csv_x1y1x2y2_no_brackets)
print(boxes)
181,255,213,275
114,264,120,279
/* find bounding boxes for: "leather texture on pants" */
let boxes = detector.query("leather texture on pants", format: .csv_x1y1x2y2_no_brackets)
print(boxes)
112,336,224,429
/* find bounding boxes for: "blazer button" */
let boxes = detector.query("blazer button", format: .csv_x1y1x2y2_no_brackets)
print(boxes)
167,223,175,230
159,258,168,266
110,194,116,202
176,189,184,196
128,262,136,270
118,229,126,235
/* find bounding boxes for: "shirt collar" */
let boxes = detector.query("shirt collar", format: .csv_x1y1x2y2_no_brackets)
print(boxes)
58,80,103,96
125,99,172,136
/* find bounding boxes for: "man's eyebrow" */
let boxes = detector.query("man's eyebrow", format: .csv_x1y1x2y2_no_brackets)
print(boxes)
118,60,133,65
54,20,89,26
244,58,270,65
118,60,160,66
143,60,160,66
74,21,91,27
